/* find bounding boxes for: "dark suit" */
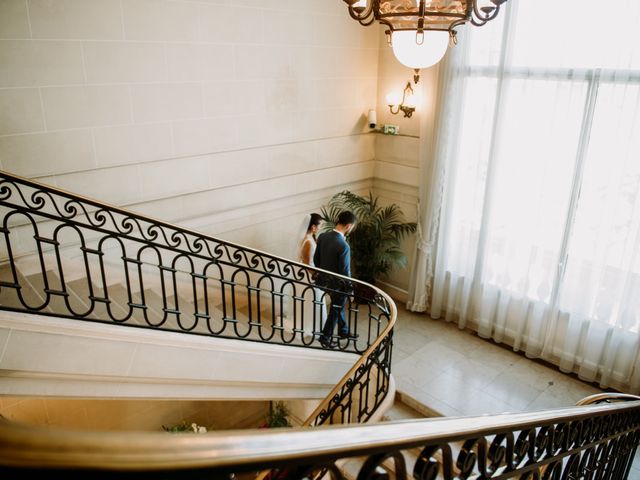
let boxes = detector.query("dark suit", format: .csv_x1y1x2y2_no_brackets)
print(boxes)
314,230,351,342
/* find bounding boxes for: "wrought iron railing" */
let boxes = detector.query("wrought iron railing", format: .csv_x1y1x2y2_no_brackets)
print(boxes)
3,172,639,478
0,170,394,427
2,393,639,479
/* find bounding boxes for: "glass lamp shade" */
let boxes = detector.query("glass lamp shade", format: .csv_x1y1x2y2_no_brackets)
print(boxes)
386,91,402,105
391,30,450,69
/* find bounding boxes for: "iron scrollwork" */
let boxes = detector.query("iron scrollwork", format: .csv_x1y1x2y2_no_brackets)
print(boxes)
10,172,638,480
0,172,392,355
0,170,395,448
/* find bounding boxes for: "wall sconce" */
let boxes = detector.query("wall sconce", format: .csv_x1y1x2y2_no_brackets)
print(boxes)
386,82,416,118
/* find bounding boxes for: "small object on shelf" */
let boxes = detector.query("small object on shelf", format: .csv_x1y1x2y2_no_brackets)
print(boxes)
367,109,377,129
382,124,399,135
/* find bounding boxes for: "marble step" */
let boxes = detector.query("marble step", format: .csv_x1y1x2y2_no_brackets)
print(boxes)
0,262,53,313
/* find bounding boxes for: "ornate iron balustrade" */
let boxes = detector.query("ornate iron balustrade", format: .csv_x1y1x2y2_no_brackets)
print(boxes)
1,394,639,479
1,172,639,479
0,170,395,428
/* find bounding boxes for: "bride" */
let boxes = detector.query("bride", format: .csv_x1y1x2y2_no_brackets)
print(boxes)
297,213,322,266
288,213,327,340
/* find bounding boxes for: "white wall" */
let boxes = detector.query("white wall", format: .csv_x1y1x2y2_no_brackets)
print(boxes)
0,0,437,302
0,0,380,260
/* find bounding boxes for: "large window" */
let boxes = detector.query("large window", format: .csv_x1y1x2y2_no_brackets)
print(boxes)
430,0,640,392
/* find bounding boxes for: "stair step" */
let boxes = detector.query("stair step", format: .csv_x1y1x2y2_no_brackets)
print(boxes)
381,398,429,423
65,277,129,322
395,390,444,418
0,263,44,311
22,271,60,313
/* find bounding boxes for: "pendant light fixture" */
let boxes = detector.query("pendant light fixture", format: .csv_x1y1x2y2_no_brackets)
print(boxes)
344,0,509,82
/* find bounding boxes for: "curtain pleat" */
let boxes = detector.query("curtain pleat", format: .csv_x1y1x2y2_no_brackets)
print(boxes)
408,0,640,393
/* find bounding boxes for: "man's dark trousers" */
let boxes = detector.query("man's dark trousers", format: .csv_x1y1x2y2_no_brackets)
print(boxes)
321,289,348,341
313,230,352,345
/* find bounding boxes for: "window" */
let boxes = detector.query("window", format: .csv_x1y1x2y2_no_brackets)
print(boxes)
431,0,640,391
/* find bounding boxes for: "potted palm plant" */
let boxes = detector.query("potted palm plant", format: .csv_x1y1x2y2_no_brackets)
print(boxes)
260,401,291,429
320,190,416,301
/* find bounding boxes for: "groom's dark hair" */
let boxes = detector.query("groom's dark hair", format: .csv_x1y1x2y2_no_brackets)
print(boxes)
337,211,356,226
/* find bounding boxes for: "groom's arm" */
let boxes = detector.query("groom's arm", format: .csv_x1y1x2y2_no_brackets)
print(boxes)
338,243,353,295
338,242,351,278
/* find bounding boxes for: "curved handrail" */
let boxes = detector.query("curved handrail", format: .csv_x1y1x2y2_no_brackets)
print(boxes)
0,170,390,352
7,170,639,478
577,392,640,406
302,294,396,426
2,398,640,477
0,169,396,430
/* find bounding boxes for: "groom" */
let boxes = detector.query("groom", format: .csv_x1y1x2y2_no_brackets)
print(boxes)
314,210,357,348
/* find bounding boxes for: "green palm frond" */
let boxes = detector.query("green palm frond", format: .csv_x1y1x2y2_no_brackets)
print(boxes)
321,190,417,283
327,190,374,224
390,221,417,239
319,204,341,231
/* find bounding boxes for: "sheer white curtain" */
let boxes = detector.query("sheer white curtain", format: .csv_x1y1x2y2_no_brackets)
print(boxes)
410,0,640,393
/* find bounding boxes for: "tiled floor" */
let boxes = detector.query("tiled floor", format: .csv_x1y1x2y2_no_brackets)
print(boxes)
391,304,604,416
390,304,640,478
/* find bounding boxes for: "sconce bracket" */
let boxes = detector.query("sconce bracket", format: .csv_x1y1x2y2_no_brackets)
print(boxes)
388,81,416,118
399,105,415,118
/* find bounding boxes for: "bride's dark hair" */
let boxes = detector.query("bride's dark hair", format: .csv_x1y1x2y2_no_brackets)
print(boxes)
307,213,323,238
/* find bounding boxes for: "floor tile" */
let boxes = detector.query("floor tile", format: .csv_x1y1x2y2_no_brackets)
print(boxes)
391,304,605,416
392,355,443,391
425,371,517,416
442,355,503,390
482,371,548,410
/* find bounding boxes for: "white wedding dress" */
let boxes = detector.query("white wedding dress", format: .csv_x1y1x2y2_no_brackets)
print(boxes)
297,233,316,266
294,233,327,339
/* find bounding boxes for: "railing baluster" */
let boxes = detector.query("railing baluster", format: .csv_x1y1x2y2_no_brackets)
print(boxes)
0,171,403,473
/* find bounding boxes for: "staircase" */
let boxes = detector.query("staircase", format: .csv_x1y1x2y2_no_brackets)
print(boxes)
2,170,640,480
0,253,361,403
0,170,394,416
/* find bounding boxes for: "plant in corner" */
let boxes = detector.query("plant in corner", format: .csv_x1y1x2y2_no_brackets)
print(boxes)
261,401,291,429
320,190,416,299
259,403,292,479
